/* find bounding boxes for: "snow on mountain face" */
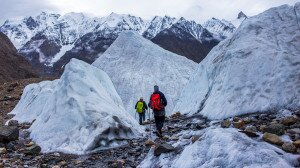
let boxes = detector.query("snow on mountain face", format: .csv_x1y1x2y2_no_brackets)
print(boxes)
10,59,142,154
174,3,300,120
1,12,234,76
143,16,177,39
172,17,215,42
92,31,197,117
203,18,236,39
50,13,149,75
151,18,220,63
96,13,147,32
139,128,296,168
1,12,98,68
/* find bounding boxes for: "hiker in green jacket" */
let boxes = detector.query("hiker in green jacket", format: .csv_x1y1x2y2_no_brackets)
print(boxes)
135,97,148,125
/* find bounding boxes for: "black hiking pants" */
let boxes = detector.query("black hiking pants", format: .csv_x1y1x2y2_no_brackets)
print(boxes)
139,112,145,125
154,115,165,134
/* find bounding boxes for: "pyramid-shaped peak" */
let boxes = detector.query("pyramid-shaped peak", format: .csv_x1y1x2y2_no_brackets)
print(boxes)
237,11,248,19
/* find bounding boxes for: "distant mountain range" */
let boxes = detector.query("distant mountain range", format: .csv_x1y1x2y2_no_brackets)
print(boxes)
0,12,247,76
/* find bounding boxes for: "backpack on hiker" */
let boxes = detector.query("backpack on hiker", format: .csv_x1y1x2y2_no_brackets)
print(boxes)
150,93,164,111
136,101,144,113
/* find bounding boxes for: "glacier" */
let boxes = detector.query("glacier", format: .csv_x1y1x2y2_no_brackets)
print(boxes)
92,31,197,116
174,3,300,119
9,59,142,154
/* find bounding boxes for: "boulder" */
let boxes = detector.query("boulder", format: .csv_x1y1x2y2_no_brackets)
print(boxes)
286,128,300,134
144,139,156,146
262,133,284,146
262,123,285,135
282,142,297,153
24,145,41,155
0,147,6,154
191,135,201,143
245,126,257,133
259,125,267,132
154,143,175,156
221,119,231,128
281,116,298,126
169,136,179,141
290,122,300,129
243,117,252,124
239,130,259,138
171,112,181,119
58,161,67,166
293,140,300,148
233,120,245,129
7,120,19,127
182,134,192,139
25,141,35,147
233,117,240,122
0,126,19,142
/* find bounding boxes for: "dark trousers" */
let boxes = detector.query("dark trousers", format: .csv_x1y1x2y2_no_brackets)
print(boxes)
139,112,145,124
154,115,165,133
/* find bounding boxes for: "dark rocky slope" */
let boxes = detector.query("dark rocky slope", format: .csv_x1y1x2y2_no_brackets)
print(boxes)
0,33,37,83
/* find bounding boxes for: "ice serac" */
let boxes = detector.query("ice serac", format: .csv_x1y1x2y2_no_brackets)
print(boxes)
174,3,300,119
10,59,142,154
139,128,296,168
92,31,197,116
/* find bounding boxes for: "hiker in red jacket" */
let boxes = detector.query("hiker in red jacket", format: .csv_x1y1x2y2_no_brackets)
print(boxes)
149,85,167,137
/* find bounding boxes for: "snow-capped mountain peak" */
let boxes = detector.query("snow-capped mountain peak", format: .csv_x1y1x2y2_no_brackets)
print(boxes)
203,17,236,39
142,15,177,39
0,12,235,75
169,17,216,42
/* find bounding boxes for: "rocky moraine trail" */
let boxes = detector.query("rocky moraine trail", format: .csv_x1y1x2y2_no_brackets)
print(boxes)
1,105,300,167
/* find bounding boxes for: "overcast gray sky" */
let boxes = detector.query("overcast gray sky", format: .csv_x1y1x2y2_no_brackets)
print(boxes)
0,0,298,24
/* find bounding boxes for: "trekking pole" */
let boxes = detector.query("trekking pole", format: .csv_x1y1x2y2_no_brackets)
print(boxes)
149,108,152,138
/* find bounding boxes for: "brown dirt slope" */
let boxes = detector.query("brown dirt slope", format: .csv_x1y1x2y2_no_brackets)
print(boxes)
0,78,55,125
0,32,38,83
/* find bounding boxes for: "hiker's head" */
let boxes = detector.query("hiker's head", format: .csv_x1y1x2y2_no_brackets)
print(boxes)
154,85,159,92
140,97,143,101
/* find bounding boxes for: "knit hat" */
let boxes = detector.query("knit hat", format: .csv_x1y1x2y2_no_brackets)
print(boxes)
154,85,159,92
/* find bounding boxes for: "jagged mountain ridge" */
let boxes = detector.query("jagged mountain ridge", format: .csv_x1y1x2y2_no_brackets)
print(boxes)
1,12,238,76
